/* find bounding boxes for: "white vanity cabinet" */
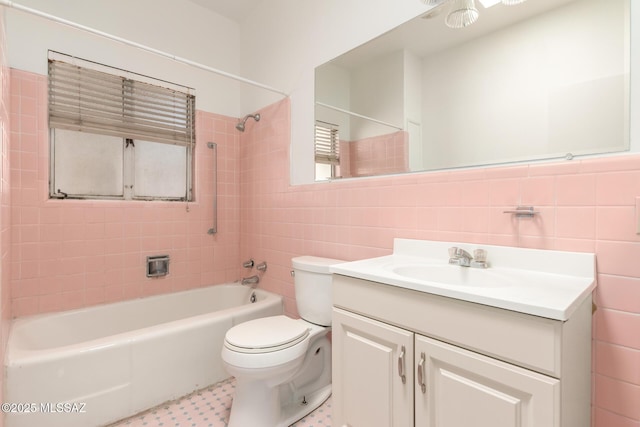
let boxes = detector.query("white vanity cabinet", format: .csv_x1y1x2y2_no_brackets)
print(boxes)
332,307,414,426
331,275,592,427
414,333,559,427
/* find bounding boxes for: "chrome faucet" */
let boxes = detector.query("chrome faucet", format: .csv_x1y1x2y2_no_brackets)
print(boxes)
448,247,489,268
241,275,260,287
448,247,473,267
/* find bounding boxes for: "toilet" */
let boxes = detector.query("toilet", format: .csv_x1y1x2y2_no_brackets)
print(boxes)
221,256,343,427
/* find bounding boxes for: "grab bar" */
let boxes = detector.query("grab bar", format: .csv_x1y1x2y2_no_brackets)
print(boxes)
207,142,218,235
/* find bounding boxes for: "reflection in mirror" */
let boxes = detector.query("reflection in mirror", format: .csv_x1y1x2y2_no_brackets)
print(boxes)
314,0,630,181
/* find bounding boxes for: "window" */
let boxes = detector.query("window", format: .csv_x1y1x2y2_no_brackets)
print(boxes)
48,52,195,201
314,121,340,180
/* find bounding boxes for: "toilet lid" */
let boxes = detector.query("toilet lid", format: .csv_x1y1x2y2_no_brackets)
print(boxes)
225,315,310,354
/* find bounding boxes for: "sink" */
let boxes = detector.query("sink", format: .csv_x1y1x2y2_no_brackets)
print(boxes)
330,238,596,320
392,264,511,288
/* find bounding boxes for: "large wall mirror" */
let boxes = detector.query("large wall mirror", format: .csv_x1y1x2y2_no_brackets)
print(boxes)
314,0,630,180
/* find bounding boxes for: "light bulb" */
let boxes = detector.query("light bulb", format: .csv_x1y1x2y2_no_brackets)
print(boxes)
446,0,479,28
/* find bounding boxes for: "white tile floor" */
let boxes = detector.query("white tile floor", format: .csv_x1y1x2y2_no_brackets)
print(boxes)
109,377,332,427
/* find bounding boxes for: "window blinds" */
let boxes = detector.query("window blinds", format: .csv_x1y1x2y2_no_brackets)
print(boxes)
48,59,195,146
314,121,340,165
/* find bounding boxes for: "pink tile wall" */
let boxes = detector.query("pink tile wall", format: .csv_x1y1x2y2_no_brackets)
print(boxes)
9,68,640,426
241,98,640,427
0,8,11,427
341,130,408,178
9,69,242,317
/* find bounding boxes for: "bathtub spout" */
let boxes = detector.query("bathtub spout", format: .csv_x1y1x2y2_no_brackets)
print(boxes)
241,275,259,287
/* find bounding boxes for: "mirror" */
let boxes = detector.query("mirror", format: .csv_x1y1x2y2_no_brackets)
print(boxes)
314,0,630,180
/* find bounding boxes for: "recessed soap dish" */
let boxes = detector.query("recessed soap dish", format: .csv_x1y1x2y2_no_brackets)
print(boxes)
147,255,170,277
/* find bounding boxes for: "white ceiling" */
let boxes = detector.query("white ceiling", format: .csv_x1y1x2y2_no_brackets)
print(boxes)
328,0,574,69
186,0,263,22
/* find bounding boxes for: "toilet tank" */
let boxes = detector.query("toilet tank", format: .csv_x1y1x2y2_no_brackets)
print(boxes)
292,256,345,326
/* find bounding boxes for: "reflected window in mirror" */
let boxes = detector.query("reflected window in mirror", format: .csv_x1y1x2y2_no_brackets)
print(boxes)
315,121,341,180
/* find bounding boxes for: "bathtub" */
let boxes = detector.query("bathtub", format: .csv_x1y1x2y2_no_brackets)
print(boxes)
5,284,283,427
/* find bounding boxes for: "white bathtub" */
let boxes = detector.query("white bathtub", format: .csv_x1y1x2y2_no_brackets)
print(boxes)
5,284,283,427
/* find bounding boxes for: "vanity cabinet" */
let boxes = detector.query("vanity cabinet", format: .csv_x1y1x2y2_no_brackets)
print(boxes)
332,308,414,426
414,334,558,426
331,275,592,427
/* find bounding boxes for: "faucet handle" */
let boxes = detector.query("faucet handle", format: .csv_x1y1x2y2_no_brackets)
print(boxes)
455,247,472,259
473,249,487,262
256,261,267,272
471,249,489,268
448,247,458,258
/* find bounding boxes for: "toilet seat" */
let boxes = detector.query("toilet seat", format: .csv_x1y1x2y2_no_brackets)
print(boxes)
225,315,310,354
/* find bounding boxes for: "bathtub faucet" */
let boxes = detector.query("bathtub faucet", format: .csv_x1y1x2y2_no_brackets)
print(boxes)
241,275,260,288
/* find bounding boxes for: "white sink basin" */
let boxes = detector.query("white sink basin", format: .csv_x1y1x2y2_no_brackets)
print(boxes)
331,239,596,320
392,264,510,288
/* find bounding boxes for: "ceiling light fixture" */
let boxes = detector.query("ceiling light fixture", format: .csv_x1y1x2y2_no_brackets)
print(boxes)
445,0,479,28
420,0,448,5
420,0,527,29
478,0,502,7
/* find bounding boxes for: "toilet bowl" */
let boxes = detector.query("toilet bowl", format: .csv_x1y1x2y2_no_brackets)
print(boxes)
221,256,343,427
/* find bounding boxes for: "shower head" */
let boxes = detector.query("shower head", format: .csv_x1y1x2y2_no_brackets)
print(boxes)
235,113,261,132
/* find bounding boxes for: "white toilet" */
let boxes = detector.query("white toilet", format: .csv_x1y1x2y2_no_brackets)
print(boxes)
222,256,344,427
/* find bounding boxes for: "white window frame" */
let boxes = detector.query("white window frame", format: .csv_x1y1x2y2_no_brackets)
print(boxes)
48,51,195,201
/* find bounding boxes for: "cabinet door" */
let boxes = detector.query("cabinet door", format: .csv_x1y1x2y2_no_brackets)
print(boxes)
415,335,559,427
332,308,414,427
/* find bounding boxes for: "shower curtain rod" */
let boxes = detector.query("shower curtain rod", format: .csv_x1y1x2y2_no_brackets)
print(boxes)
0,0,289,97
316,102,404,131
